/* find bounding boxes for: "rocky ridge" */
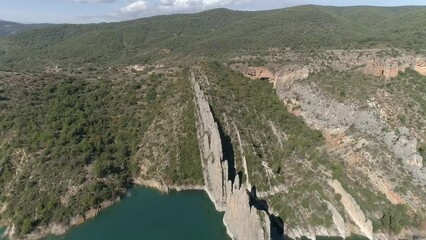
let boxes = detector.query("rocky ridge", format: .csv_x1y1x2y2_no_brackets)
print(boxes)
230,49,426,239
231,49,426,83
191,70,281,240
275,56,425,238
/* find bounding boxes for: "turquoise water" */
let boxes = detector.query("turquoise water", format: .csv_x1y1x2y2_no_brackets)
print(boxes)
0,228,5,240
43,187,230,240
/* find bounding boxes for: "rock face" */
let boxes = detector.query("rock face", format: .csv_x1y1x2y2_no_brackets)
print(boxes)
275,81,424,170
362,59,405,79
287,226,344,240
192,74,228,210
384,131,424,167
234,50,426,85
274,66,309,88
415,58,426,76
329,180,373,240
271,59,426,239
224,176,268,240
326,201,346,238
252,67,275,81
284,199,348,240
232,64,275,82
191,71,273,240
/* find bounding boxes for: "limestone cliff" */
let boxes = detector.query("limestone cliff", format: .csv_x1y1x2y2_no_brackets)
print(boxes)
329,180,373,239
229,49,426,238
192,72,228,210
224,176,269,240
191,70,275,240
283,200,346,240
271,59,426,239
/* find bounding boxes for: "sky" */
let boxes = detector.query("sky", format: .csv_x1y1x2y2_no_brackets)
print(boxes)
1,0,426,24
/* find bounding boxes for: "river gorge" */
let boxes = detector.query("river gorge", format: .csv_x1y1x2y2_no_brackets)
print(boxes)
0,187,229,240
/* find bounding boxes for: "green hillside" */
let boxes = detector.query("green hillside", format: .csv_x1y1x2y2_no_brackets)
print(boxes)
1,5,426,240
1,5,426,71
0,20,51,37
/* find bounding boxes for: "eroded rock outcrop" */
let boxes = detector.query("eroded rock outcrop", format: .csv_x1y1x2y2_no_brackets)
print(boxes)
233,50,426,85
192,73,228,210
231,64,275,82
274,66,310,87
271,61,426,239
224,176,269,240
326,201,346,238
284,199,348,240
191,71,275,240
363,59,406,79
287,226,345,240
415,58,426,76
329,180,373,240
276,81,424,170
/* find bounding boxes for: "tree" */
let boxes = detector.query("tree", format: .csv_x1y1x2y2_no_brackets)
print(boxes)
381,204,410,233
21,218,32,235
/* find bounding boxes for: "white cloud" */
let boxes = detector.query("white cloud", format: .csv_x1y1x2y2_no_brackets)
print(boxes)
112,0,254,19
70,0,116,3
158,0,251,10
120,1,149,13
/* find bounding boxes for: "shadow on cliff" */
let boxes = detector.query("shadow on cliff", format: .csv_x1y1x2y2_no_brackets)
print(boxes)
249,186,285,240
209,105,238,185
208,105,284,240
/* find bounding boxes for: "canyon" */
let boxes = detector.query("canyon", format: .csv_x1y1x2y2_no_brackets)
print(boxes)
1,5,426,240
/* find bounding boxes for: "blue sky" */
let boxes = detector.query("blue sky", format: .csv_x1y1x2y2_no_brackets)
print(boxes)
1,0,426,24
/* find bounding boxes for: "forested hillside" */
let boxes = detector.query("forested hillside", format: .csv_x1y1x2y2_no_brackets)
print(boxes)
0,20,50,37
0,5,426,71
1,4,426,240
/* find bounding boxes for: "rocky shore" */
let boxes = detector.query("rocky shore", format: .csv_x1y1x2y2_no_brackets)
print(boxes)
0,178,207,240
2,197,118,240
133,178,205,193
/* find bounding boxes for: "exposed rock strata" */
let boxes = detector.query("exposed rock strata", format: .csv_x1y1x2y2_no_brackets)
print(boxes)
224,176,268,240
285,197,350,240
329,180,373,240
326,201,346,238
273,65,426,239
286,226,344,240
415,58,426,75
133,178,205,193
192,72,228,210
191,71,275,240
233,50,426,85
275,81,424,170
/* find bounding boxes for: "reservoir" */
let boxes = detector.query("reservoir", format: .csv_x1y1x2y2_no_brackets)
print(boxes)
2,187,230,240
0,228,5,239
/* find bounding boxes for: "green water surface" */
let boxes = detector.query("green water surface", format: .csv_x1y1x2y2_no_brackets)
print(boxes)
0,228,5,240
21,187,229,240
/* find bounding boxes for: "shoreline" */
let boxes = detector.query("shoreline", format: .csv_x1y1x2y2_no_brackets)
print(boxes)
1,178,207,240
133,178,205,193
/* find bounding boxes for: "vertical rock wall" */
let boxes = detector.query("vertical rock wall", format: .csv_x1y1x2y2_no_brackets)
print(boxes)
192,72,228,210
329,180,373,240
191,71,272,240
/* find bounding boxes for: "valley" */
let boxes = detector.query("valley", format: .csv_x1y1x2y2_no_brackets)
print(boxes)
0,5,426,240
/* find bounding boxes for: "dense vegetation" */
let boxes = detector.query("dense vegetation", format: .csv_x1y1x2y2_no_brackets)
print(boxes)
0,73,145,235
0,66,206,236
202,62,334,227
1,4,425,239
1,6,426,71
200,63,422,231
203,62,325,179
0,20,50,37
131,70,204,186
